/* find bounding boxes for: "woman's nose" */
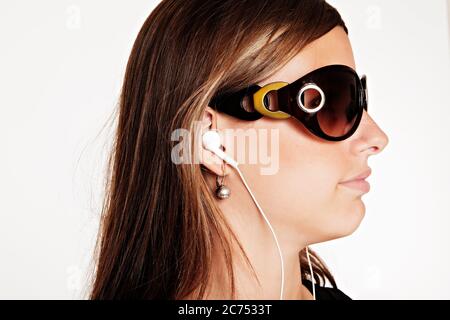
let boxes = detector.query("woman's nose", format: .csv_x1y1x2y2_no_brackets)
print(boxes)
355,110,390,156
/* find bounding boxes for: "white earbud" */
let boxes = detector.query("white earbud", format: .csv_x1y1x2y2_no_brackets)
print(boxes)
202,130,238,169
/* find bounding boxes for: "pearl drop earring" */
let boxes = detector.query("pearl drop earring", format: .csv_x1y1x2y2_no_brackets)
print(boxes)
215,161,230,199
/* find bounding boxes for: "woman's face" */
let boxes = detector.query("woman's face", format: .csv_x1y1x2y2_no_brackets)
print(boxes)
213,26,389,246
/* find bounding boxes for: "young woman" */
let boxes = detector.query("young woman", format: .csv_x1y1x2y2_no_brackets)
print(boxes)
90,0,389,300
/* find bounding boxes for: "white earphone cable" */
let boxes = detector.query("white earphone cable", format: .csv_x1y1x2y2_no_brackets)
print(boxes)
234,164,285,300
305,246,316,300
234,164,316,300
202,130,315,300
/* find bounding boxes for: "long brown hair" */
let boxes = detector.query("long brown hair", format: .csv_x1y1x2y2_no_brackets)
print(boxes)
89,0,348,299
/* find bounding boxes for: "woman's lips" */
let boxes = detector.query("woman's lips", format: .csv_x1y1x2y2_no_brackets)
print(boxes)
338,179,370,193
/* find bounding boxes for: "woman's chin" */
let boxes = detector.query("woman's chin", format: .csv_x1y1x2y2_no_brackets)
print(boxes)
339,200,366,237
324,200,366,240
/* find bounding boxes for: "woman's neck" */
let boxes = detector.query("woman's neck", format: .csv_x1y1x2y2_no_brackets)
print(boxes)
203,170,313,300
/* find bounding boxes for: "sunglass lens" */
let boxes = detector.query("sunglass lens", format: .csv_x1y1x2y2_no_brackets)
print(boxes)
313,70,360,138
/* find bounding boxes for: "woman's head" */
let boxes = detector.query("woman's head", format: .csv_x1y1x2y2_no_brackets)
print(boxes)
202,26,388,248
90,0,388,299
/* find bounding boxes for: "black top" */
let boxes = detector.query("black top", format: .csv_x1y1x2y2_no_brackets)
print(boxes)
302,279,352,300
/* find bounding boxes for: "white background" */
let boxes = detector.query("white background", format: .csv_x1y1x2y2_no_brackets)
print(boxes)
0,0,449,299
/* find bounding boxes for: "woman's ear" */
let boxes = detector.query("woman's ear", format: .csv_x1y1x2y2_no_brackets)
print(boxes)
200,107,229,177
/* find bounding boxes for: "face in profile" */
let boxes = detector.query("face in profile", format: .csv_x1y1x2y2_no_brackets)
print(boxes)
210,26,389,247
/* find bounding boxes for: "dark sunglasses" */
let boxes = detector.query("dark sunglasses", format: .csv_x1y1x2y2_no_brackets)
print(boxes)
209,64,368,141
